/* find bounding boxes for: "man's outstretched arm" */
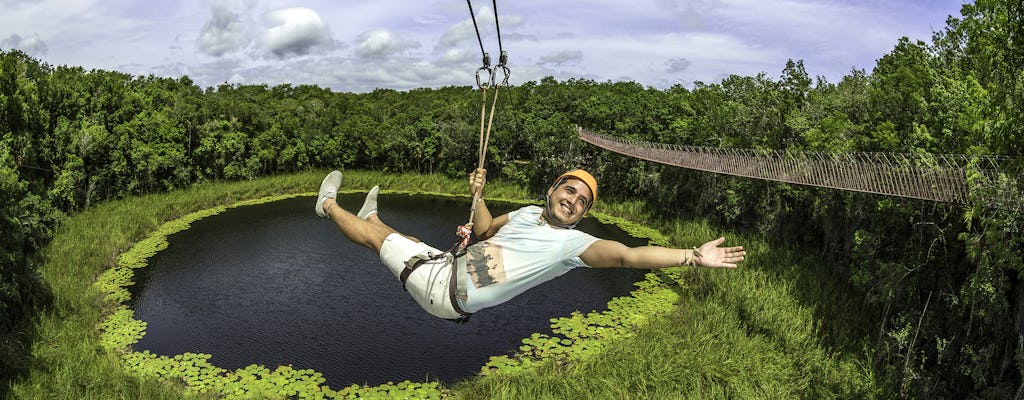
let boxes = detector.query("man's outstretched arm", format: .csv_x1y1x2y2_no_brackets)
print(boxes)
580,237,746,269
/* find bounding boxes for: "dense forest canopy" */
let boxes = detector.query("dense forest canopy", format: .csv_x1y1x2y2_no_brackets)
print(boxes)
2,0,1022,397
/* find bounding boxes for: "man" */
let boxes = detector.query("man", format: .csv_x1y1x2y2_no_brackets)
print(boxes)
315,168,745,322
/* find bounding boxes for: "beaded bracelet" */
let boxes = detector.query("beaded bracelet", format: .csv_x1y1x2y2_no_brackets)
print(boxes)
684,246,703,266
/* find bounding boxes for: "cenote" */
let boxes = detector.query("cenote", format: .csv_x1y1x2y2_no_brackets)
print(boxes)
130,193,649,388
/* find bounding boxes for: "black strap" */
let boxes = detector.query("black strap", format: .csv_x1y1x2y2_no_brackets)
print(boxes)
399,253,472,322
448,261,470,316
399,257,427,290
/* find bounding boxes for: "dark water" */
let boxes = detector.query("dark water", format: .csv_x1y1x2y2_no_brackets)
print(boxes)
130,194,648,388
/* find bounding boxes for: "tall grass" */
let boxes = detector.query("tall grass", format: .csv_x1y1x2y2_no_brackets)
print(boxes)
7,170,878,398
9,172,313,398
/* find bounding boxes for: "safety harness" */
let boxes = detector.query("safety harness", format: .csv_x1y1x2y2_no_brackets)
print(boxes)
399,236,472,323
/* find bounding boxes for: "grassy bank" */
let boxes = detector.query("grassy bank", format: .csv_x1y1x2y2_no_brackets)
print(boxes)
7,170,878,398
455,206,879,399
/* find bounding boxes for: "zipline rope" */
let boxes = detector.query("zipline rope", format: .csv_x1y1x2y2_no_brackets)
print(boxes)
401,1,514,324
492,2,505,60
462,0,509,244
466,0,490,69
397,1,510,322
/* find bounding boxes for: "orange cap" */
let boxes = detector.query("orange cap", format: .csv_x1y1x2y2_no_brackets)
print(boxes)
552,169,598,206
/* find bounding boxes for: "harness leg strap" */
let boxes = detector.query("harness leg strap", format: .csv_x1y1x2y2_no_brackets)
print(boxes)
399,257,427,291
449,255,470,317
398,252,472,323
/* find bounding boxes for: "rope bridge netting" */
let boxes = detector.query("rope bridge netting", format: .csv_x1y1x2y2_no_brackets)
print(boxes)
579,128,1022,211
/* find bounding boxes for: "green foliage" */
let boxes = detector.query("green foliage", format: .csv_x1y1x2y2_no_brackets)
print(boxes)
870,37,937,152
590,211,672,247
98,306,147,351
123,351,367,399
92,193,380,398
0,134,58,384
7,173,319,399
480,271,684,376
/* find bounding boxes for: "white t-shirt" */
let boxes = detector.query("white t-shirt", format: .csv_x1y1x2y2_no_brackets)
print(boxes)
460,205,600,312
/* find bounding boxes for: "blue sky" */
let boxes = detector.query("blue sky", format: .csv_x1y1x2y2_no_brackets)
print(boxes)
0,0,967,93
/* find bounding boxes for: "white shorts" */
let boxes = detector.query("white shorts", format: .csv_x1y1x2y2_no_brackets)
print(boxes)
379,233,465,320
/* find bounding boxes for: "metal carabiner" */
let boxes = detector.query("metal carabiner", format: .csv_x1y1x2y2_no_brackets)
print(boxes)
497,50,508,69
494,64,510,87
475,66,493,89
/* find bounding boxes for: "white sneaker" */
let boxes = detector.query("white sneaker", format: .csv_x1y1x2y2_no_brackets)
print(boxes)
357,185,379,220
315,171,342,217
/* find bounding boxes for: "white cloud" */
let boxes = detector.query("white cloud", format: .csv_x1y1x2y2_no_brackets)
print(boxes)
0,0,41,9
188,55,465,93
438,16,478,49
437,6,523,49
653,0,725,30
1,32,48,56
701,0,938,79
665,57,691,73
439,48,476,65
355,29,419,59
262,7,332,58
227,73,245,85
197,1,252,57
539,50,582,66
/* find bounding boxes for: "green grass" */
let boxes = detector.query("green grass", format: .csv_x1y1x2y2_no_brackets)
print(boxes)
6,170,879,399
453,216,880,399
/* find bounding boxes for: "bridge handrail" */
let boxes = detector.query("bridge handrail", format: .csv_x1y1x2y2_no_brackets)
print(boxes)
578,127,1019,210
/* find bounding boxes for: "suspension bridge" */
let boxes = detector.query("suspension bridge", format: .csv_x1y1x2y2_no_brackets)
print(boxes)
578,128,1021,211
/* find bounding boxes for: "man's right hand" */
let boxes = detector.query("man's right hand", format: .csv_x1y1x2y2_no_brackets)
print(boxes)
469,168,487,196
